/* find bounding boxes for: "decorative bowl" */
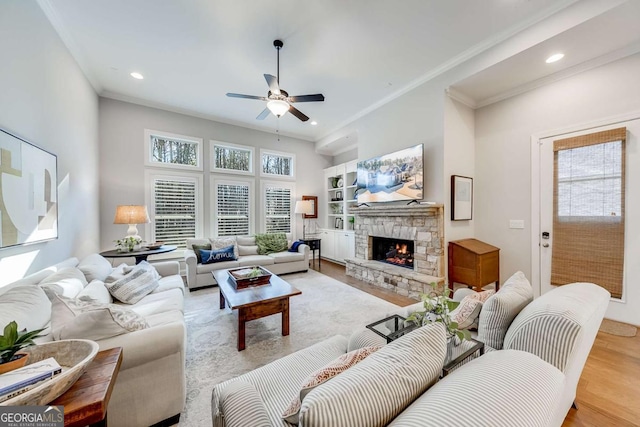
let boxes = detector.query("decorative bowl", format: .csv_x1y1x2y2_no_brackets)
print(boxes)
146,242,164,250
1,339,99,406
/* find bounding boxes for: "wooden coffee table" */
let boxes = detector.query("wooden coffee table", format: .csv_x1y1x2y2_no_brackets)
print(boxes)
212,268,301,351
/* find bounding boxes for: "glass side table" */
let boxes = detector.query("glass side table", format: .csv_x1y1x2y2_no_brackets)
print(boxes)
366,315,419,344
442,338,485,377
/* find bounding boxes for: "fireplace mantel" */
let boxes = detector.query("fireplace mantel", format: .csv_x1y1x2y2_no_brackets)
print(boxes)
349,203,444,217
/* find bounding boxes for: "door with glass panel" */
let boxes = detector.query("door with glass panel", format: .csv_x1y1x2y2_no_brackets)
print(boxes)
539,124,631,300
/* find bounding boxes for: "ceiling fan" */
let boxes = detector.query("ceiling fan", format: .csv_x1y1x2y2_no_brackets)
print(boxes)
226,40,324,122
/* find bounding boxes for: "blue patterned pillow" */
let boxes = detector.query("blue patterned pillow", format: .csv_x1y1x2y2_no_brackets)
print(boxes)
200,245,236,264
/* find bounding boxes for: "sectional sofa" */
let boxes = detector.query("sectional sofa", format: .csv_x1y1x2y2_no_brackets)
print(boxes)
0,254,186,427
211,273,610,427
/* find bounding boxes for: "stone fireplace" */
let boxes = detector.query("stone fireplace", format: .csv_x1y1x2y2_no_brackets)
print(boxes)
345,204,445,299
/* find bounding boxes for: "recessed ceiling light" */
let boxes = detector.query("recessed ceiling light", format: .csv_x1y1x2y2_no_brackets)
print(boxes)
310,121,318,126
545,53,564,64
130,72,144,80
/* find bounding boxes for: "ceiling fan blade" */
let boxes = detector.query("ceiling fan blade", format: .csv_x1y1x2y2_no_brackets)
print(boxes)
288,105,309,122
256,108,271,120
226,93,267,100
289,94,325,103
264,74,281,95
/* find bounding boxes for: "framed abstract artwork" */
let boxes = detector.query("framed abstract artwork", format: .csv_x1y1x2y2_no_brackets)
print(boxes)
451,175,473,221
0,128,58,249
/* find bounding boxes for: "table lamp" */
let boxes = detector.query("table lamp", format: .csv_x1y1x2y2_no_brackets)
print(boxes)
294,200,314,239
113,205,150,240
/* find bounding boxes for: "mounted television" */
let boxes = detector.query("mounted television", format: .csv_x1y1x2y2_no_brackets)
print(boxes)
356,144,423,203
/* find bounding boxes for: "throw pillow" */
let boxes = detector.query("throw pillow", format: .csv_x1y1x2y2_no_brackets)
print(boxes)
105,264,160,304
39,267,88,300
200,245,236,264
477,271,533,349
449,295,483,330
78,253,113,282
0,286,51,333
255,233,288,255
104,263,128,284
299,324,447,427
192,243,212,264
288,240,304,253
282,346,382,425
77,280,113,304
51,294,148,341
211,237,238,259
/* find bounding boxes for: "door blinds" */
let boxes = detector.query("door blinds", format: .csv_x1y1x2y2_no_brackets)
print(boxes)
551,127,626,298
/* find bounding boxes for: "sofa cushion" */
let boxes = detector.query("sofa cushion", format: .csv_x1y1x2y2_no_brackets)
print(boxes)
347,328,388,352
192,243,212,264
78,253,113,282
77,280,113,304
388,350,564,427
129,288,184,317
105,264,160,304
210,237,239,259
200,246,236,264
238,245,259,256
283,346,382,425
51,294,148,341
299,324,447,427
186,238,210,250
39,267,87,300
269,251,305,264
477,271,533,350
196,260,240,274
0,286,51,332
238,255,275,267
236,236,256,246
255,233,288,255
153,275,185,294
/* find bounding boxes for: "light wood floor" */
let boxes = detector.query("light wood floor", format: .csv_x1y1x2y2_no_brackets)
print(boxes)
313,260,640,427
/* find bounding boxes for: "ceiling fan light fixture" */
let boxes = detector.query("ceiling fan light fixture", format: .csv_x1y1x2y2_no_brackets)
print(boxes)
267,99,289,117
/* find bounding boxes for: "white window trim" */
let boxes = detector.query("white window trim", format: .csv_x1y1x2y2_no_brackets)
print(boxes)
260,180,296,234
144,169,204,245
211,141,255,176
144,129,203,171
211,175,255,237
260,148,296,180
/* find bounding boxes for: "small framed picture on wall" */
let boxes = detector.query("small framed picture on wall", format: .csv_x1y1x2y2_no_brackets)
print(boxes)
451,175,473,221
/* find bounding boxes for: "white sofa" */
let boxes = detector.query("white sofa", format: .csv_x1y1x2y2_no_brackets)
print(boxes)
0,254,186,427
211,274,609,427
185,234,310,289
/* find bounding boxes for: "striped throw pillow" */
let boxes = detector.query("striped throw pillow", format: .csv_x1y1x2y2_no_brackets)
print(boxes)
299,323,447,427
105,264,159,304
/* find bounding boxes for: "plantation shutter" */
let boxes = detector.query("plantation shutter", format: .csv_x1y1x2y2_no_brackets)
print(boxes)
265,186,291,233
551,127,626,298
153,178,197,248
216,183,250,236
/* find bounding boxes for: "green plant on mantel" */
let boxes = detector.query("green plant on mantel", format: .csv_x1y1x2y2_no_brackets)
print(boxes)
0,321,44,364
406,282,471,342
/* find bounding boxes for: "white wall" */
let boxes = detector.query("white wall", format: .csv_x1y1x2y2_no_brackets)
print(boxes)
0,1,99,285
475,53,640,325
98,98,331,248
333,148,358,166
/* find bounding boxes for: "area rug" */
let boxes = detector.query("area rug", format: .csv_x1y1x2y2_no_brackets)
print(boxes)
599,318,638,337
178,269,400,426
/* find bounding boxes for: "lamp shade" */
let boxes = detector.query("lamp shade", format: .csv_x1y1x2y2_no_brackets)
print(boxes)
294,200,314,215
267,99,290,117
113,205,150,225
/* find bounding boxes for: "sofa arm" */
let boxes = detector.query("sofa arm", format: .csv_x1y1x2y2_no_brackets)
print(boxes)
185,249,198,287
347,328,387,352
212,380,272,427
153,260,180,277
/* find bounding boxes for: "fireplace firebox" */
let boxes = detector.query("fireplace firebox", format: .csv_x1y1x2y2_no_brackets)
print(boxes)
371,237,414,269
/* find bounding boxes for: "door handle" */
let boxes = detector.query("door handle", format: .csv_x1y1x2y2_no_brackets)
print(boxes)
542,243,549,248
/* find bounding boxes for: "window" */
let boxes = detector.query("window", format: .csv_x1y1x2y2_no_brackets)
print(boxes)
211,141,254,175
147,172,202,248
260,149,295,179
212,177,254,236
262,182,294,233
144,129,203,171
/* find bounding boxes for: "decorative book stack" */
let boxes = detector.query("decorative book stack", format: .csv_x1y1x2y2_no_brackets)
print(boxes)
0,357,62,402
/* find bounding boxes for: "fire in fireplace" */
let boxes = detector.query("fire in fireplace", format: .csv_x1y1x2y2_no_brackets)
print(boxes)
371,237,414,269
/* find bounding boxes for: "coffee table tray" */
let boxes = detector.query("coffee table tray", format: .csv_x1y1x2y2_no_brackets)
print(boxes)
228,266,272,289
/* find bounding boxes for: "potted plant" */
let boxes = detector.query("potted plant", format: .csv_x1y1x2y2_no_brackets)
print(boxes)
406,282,471,344
348,216,355,230
0,321,44,374
114,236,143,252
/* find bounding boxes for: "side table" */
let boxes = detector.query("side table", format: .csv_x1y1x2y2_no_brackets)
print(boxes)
50,347,123,427
441,339,484,377
302,238,321,270
99,245,177,265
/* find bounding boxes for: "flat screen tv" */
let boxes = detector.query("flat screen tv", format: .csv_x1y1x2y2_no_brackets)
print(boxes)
356,144,423,203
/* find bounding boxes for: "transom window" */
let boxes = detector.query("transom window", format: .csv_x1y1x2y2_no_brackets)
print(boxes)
212,141,254,175
145,129,203,171
261,149,295,179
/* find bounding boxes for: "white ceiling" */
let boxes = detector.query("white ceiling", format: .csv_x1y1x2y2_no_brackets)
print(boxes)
41,0,573,142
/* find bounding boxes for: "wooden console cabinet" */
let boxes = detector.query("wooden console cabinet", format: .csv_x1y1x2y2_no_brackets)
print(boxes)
448,239,500,293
